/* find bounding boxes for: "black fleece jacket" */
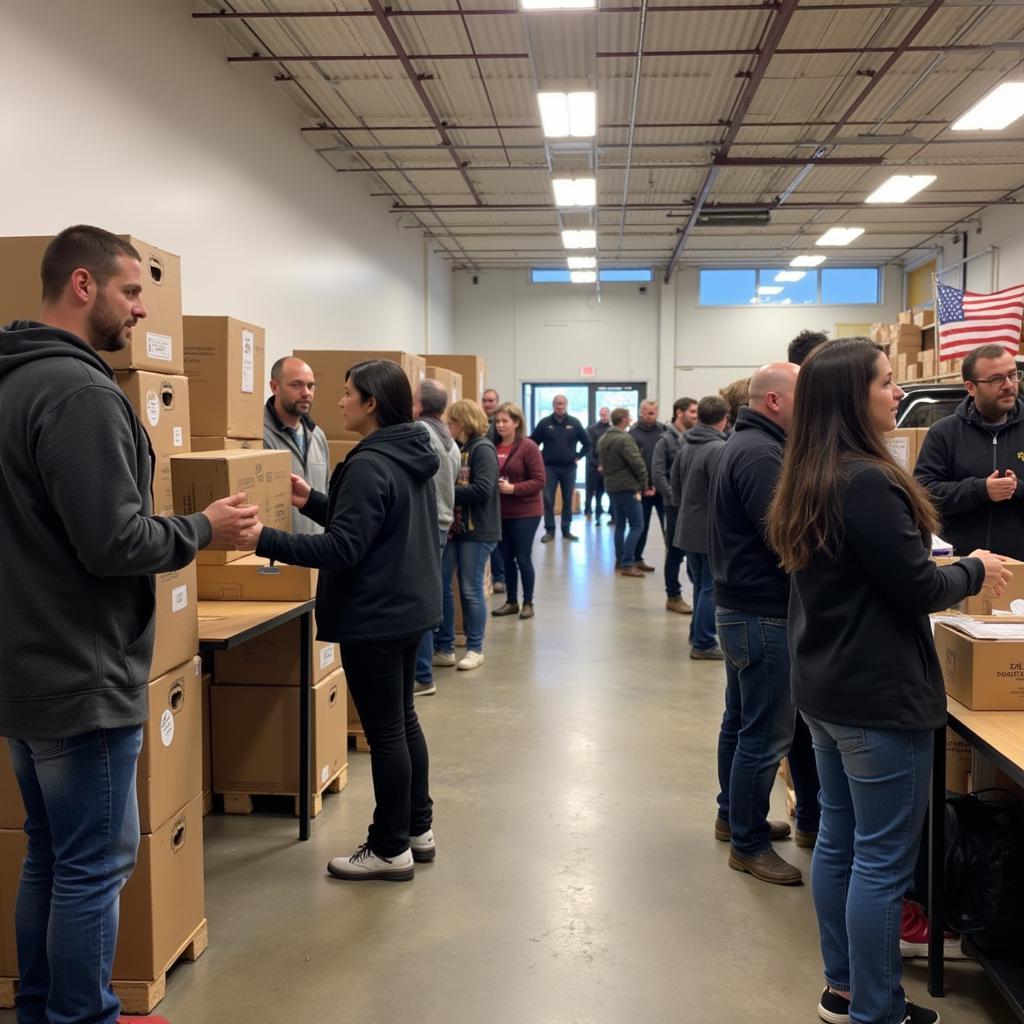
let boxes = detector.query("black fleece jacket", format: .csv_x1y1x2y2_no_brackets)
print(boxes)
708,407,789,618
0,321,210,739
453,435,501,543
256,423,441,643
789,460,984,731
914,396,1024,559
530,413,590,466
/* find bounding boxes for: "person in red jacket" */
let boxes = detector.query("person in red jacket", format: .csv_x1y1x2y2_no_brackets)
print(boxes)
491,402,546,619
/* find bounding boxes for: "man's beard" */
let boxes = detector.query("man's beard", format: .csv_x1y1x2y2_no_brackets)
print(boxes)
281,396,312,419
89,292,130,353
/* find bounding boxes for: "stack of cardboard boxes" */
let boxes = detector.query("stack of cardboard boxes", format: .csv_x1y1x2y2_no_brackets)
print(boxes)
883,427,931,473
423,354,487,403
870,308,963,382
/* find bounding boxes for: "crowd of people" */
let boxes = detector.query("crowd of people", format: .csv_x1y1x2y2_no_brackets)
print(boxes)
3,224,1022,1024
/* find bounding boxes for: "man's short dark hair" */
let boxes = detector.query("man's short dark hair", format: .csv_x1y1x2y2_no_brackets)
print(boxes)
41,226,140,303
672,396,697,419
962,344,1014,382
697,395,730,426
418,378,448,417
788,329,829,366
346,360,413,428
610,407,630,426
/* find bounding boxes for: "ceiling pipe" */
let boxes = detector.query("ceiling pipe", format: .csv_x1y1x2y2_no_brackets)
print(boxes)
383,199,1018,211
616,0,649,254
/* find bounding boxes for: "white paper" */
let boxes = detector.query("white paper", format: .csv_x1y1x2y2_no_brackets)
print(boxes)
241,330,255,394
145,390,160,427
321,764,329,785
171,584,188,613
160,708,175,747
319,646,335,671
146,332,173,361
172,426,183,448
943,619,1024,640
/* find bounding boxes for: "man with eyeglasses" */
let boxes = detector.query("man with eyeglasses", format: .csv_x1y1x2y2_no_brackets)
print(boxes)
915,343,1024,559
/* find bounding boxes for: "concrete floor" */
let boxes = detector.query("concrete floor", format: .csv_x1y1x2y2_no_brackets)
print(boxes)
3,519,1015,1023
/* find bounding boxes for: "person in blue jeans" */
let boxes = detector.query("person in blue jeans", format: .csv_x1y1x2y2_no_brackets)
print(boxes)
595,408,649,577
530,394,589,542
673,395,730,659
767,337,1009,1024
707,362,818,887
0,225,255,1023
435,399,501,672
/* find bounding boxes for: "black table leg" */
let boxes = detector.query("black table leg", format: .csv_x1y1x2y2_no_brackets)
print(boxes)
298,611,312,841
928,725,946,997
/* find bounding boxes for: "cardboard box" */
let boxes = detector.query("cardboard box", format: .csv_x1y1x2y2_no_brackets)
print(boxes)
0,746,24,831
884,427,927,472
425,366,463,406
905,363,921,381
197,555,317,601
292,350,426,438
919,350,936,378
954,558,1024,615
421,354,487,402
138,657,203,833
934,622,1024,710
914,309,936,328
214,619,338,686
190,436,263,451
898,310,914,325
212,671,346,794
890,325,923,359
170,449,291,564
0,235,183,374
328,440,358,467
113,793,204,981
116,371,191,515
151,562,199,680
554,487,582,515
183,316,266,439
946,727,972,794
869,323,890,346
201,671,212,797
0,829,26,975
896,353,909,380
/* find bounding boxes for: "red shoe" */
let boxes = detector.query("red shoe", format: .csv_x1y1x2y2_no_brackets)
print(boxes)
117,1017,171,1023
900,899,968,959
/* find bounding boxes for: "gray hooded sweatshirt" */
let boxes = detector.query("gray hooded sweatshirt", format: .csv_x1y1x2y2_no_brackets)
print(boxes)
417,416,460,531
0,321,211,739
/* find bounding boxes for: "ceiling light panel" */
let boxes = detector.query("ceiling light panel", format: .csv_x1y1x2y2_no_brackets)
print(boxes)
952,82,1024,132
864,175,936,204
553,177,596,207
567,256,596,270
522,0,595,8
758,286,783,295
774,271,806,282
562,229,596,249
790,255,827,267
816,227,865,247
538,92,596,139
570,271,597,284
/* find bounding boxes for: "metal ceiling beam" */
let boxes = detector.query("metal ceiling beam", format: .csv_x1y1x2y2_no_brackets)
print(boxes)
228,52,528,62
317,141,895,153
301,119,950,133
385,199,1016,210
663,0,799,283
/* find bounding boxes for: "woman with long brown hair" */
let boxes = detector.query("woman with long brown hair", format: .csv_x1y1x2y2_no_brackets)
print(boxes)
767,338,1009,1024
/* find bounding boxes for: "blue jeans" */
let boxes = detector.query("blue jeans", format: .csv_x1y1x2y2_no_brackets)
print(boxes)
543,463,577,534
8,726,144,1024
802,715,932,1024
686,552,716,650
500,516,541,604
663,506,685,598
489,544,505,585
437,539,496,654
608,490,643,567
415,528,448,683
714,609,816,855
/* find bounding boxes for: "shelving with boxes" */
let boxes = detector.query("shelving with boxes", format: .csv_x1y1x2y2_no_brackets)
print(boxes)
870,308,963,384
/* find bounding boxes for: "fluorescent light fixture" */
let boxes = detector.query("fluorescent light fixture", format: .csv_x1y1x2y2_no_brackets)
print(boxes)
790,254,827,268
816,226,865,247
567,256,596,270
538,91,597,138
758,286,784,296
562,229,596,249
952,82,1024,132
865,174,936,204
774,271,806,282
521,0,595,10
570,270,597,284
553,177,597,207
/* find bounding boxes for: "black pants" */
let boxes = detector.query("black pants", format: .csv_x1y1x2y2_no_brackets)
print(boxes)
635,492,665,562
500,516,542,604
584,462,606,515
341,633,432,857
663,504,685,598
543,463,577,534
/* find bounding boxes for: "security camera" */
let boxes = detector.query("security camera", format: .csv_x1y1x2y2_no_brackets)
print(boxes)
472,275,479,285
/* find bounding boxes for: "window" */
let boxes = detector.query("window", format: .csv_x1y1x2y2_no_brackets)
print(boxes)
699,266,882,306
530,267,654,284
599,268,652,282
531,268,573,283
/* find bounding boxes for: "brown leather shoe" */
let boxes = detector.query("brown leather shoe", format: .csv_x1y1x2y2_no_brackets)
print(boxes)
491,602,520,617
715,817,792,843
519,603,535,619
636,560,656,572
666,596,693,615
794,828,818,849
728,848,803,885
618,566,645,578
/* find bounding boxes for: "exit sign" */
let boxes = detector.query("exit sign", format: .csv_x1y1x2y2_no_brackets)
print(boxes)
580,365,596,378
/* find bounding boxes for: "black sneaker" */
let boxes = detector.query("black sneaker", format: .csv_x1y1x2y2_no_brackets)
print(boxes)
541,532,555,544
901,1003,940,1024
817,988,850,1024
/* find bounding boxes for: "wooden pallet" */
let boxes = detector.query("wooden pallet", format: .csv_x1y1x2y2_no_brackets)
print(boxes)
347,731,370,753
0,918,208,1015
221,764,347,818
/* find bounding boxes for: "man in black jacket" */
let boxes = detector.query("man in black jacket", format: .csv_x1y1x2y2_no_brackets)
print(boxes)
584,406,611,520
915,344,1024,559
629,399,668,570
531,394,590,541
0,226,256,1022
707,362,816,887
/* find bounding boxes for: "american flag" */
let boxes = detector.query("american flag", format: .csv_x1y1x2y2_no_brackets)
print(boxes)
936,282,1024,359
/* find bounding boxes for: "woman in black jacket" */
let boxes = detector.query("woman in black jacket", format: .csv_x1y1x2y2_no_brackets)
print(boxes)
433,399,500,672
766,339,1009,1024
247,360,442,882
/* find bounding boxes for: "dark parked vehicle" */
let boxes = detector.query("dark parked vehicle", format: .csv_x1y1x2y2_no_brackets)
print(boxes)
896,383,966,428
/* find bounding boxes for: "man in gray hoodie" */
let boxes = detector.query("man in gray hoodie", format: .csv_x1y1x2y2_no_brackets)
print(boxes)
413,378,462,695
0,225,257,1024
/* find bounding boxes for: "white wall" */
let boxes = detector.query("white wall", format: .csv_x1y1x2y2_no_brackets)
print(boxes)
2,0,452,393
936,207,1024,295
453,266,900,407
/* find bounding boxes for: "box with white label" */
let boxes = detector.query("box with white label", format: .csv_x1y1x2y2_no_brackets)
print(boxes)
213,618,338,686
116,371,191,516
183,316,265,439
151,562,199,680
137,656,202,833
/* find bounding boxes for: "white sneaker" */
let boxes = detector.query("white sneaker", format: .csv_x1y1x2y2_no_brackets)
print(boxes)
432,650,456,667
410,829,436,863
327,843,414,881
457,651,485,671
